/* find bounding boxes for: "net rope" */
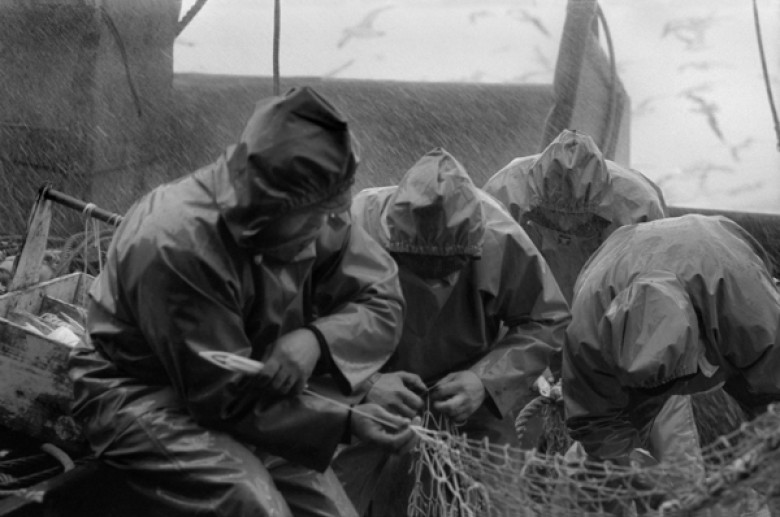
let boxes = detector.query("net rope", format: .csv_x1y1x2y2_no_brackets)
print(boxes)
406,399,780,516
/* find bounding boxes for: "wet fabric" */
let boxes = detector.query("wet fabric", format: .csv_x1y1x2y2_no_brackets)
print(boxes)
376,148,485,257
69,86,404,516
218,86,357,248
354,148,569,418
483,129,667,303
649,395,705,479
564,214,780,461
334,148,570,516
73,348,357,517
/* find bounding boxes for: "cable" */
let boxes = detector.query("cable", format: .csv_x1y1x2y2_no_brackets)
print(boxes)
752,0,780,152
596,3,619,159
273,0,282,95
176,0,209,37
100,7,143,118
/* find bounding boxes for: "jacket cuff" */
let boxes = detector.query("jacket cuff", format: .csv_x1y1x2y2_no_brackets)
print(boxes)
304,323,333,372
359,372,382,400
305,324,351,394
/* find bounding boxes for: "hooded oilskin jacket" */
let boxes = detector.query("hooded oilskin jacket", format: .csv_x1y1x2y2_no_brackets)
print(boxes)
483,129,667,303
69,87,404,472
564,214,780,461
352,148,570,431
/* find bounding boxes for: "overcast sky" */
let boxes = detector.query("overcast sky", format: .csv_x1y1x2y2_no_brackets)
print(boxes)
175,0,779,214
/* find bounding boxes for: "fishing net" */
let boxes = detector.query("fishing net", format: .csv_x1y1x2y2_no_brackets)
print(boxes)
407,397,780,517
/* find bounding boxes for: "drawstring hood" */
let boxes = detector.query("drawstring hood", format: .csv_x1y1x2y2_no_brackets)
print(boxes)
384,148,485,257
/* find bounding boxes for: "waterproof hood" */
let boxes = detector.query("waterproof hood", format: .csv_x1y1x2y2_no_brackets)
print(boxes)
529,129,613,215
216,86,357,248
384,148,485,256
484,129,667,232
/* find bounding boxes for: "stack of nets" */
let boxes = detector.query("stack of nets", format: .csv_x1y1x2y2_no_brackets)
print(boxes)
407,401,780,516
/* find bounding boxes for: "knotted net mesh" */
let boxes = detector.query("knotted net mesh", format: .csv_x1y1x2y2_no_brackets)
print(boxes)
407,401,780,517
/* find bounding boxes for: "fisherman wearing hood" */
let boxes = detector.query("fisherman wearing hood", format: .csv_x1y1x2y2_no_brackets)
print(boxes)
483,129,667,304
484,130,709,469
334,148,570,516
68,87,415,517
564,215,780,467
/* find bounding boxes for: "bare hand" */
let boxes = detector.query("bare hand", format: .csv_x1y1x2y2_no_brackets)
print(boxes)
351,403,419,454
430,370,486,422
262,328,321,396
366,372,426,418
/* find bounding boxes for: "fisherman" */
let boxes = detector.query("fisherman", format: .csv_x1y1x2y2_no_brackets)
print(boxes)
68,86,416,517
564,214,780,466
334,147,570,516
483,129,715,467
483,129,667,304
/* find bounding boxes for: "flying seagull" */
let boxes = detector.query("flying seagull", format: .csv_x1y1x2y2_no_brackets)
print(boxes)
338,6,393,49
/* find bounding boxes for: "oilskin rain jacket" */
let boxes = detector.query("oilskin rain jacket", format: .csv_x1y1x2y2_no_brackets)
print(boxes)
334,148,569,517
69,87,404,478
354,148,570,434
484,131,708,470
483,129,667,303
564,214,780,462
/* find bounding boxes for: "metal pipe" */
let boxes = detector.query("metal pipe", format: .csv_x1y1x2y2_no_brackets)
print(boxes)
40,185,124,227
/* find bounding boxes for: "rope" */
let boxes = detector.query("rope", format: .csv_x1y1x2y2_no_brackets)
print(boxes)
99,7,143,118
515,395,548,443
40,444,74,473
595,3,619,159
0,453,50,470
53,229,114,277
176,0,209,37
273,0,282,95
752,0,780,152
0,488,44,502
0,466,62,491
0,447,70,492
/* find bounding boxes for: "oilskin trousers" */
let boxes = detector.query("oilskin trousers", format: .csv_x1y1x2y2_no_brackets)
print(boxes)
96,403,357,517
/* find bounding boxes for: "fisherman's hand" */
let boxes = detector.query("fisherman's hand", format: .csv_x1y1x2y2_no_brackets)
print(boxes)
351,403,420,454
430,370,486,422
263,328,321,396
366,372,426,418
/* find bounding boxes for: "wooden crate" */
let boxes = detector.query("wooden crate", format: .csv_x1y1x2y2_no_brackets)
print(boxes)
0,187,96,453
0,272,92,453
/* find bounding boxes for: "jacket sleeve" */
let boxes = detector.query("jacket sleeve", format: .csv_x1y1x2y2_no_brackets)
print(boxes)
718,265,780,413
564,300,643,461
127,246,349,472
309,213,405,392
470,230,570,417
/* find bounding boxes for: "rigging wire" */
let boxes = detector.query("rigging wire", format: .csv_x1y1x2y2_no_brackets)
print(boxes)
752,0,780,152
100,7,143,117
273,0,282,95
596,3,618,160
176,0,209,37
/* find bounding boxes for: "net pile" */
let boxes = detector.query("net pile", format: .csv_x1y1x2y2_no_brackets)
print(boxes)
407,403,780,517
